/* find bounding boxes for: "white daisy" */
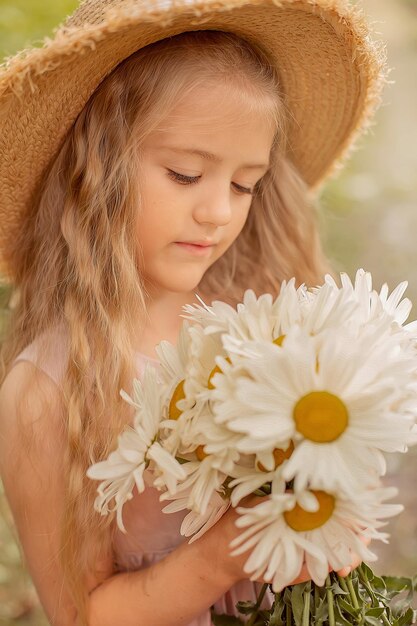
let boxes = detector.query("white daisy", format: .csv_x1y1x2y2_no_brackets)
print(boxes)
158,458,222,516
159,323,228,456
230,476,402,591
87,364,186,531
182,285,303,343
299,279,360,338
159,435,239,516
162,489,230,542
228,464,286,507
154,321,194,435
212,325,416,494
160,391,251,515
325,268,417,335
183,279,361,348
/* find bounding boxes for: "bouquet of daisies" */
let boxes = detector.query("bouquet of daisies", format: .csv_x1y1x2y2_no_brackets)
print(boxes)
87,269,417,625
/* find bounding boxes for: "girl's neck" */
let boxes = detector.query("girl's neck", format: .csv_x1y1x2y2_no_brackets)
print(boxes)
134,287,213,358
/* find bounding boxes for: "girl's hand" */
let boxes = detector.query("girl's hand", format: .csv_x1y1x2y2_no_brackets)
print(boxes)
333,534,372,580
205,493,273,584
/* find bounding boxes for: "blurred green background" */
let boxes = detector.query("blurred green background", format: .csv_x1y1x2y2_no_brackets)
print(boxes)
0,0,416,623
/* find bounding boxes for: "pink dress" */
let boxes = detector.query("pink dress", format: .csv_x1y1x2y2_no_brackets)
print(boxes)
13,330,273,625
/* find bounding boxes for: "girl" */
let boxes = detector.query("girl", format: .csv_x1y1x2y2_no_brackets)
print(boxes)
0,0,386,624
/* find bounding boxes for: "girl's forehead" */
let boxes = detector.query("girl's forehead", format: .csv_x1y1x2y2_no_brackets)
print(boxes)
140,84,278,162
143,118,275,172
153,82,278,132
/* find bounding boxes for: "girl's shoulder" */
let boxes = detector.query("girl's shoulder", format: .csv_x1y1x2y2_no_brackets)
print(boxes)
0,325,68,442
12,322,69,390
0,327,66,469
11,325,161,390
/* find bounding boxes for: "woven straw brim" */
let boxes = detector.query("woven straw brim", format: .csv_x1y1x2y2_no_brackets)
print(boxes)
0,0,388,279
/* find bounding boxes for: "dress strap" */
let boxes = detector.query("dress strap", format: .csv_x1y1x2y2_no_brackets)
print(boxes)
12,325,68,389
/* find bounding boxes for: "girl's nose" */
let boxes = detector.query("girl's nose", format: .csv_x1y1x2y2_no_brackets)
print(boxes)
192,186,233,227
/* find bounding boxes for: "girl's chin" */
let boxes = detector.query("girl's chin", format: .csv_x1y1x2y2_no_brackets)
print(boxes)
147,274,206,296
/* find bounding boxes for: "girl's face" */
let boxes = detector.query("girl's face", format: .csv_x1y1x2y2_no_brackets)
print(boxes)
136,83,276,297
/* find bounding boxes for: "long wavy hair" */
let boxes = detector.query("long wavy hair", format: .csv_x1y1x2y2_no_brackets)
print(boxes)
0,30,331,623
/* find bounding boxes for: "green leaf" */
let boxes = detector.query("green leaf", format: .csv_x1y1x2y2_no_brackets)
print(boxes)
395,607,417,626
365,616,387,626
283,587,293,604
371,574,388,593
176,456,191,464
337,597,360,618
365,607,385,618
333,603,353,626
230,569,417,626
314,597,329,624
257,609,272,621
267,614,285,626
291,583,308,626
330,582,349,597
360,563,375,583
267,593,285,626
383,577,413,594
236,600,257,615
391,597,415,616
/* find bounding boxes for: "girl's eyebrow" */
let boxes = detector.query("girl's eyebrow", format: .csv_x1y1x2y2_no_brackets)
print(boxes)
163,146,270,171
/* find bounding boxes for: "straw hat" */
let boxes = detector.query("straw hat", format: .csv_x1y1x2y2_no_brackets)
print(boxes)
0,0,388,279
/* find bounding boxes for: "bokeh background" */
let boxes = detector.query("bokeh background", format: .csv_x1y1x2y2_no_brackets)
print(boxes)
0,0,416,623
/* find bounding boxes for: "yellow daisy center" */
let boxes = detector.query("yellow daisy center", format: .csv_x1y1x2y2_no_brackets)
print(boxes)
257,440,294,472
196,445,208,461
284,490,335,531
273,334,286,347
208,357,231,389
293,391,348,442
168,379,185,420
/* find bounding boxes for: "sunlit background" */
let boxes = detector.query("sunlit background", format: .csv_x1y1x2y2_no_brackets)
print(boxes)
0,0,416,623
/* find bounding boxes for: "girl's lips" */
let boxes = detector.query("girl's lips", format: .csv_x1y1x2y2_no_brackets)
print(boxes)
174,242,214,255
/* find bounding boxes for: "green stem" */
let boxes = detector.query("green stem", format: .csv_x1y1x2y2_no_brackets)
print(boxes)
357,565,389,617
271,592,282,623
357,567,391,626
381,613,391,626
246,583,268,626
286,602,292,625
302,586,311,626
175,456,190,464
337,575,349,594
357,564,368,582
326,575,335,626
358,576,378,608
346,575,359,610
314,584,319,610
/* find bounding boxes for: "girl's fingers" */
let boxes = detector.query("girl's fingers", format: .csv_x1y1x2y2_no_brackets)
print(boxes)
337,565,352,577
337,534,371,577
288,564,311,585
359,534,371,547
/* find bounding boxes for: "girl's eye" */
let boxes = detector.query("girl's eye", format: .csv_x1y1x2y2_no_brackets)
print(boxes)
167,169,200,186
233,183,256,196
166,169,257,196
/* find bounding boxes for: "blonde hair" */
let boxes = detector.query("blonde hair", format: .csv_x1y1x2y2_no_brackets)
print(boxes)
0,30,331,623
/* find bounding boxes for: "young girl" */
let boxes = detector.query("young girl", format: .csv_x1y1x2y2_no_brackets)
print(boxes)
0,0,386,624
